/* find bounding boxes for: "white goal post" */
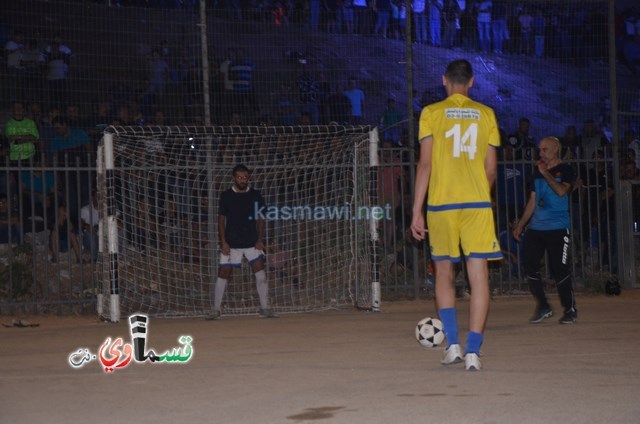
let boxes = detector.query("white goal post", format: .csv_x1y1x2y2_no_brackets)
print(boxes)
96,125,381,321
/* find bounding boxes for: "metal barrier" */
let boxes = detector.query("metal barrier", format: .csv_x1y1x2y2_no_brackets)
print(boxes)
0,148,635,315
375,143,632,301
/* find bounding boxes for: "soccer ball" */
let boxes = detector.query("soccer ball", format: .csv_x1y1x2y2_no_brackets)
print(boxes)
415,317,445,348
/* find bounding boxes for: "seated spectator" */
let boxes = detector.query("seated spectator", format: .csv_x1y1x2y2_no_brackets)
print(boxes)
499,221,523,278
0,194,22,245
0,134,15,198
49,116,91,164
621,159,640,180
20,157,56,227
50,204,85,264
80,189,99,262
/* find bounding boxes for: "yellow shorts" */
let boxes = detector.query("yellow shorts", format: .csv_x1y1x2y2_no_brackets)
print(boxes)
426,208,502,263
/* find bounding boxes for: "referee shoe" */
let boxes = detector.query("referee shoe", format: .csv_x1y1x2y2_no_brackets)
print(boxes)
529,308,553,324
559,309,577,324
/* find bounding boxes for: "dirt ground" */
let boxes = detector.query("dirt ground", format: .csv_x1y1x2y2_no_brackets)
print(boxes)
1,291,639,424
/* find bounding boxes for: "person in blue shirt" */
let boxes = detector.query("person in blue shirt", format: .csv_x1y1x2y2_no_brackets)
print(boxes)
513,137,577,324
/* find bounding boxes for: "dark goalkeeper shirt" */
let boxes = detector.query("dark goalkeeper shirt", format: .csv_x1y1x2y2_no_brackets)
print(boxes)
219,186,265,248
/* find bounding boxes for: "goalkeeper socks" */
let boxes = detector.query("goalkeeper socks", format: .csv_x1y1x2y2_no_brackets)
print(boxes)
255,270,268,309
466,331,483,355
214,277,228,309
438,307,459,348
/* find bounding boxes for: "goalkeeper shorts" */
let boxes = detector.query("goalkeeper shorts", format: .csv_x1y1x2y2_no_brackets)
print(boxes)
219,247,265,268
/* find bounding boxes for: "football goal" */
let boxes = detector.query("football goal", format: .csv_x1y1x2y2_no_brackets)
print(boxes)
96,125,381,321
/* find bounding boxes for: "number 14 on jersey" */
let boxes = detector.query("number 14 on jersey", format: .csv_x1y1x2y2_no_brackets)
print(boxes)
446,123,478,160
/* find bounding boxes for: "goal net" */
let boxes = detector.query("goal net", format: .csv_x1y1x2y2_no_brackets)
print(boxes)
96,125,379,321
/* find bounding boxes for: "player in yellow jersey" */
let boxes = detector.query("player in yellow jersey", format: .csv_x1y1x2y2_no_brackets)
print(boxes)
410,59,502,371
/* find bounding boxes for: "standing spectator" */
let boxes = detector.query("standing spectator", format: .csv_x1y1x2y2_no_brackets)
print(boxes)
44,34,72,108
5,101,39,162
341,0,355,34
491,1,508,54
560,125,581,160
325,83,351,124
533,9,546,58
580,118,606,160
476,0,492,52
343,78,365,124
506,117,535,160
397,0,407,40
206,164,276,320
380,98,403,146
460,0,477,50
496,143,528,231
297,64,320,124
21,38,46,102
374,0,393,38
229,49,257,119
429,0,443,47
443,0,462,49
146,49,169,99
512,137,577,324
353,0,369,34
411,59,502,371
324,0,339,33
378,143,402,247
625,129,640,170
518,7,534,55
0,193,21,245
309,0,321,31
412,0,428,44
5,30,25,103
218,48,235,121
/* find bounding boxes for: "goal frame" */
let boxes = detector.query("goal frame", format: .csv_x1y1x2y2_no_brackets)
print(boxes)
96,125,381,322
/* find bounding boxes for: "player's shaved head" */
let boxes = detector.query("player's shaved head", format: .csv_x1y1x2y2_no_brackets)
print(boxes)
444,59,474,85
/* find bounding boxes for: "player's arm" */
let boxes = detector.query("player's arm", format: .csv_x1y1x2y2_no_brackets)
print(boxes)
218,214,229,255
484,145,498,188
512,191,536,242
410,135,433,240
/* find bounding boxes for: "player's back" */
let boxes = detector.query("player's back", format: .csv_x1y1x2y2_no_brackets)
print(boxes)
419,93,500,209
